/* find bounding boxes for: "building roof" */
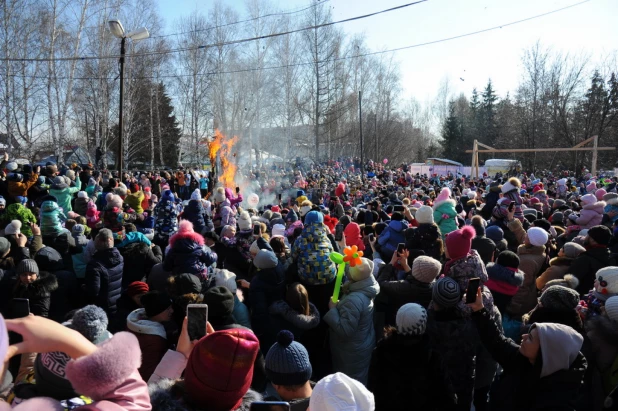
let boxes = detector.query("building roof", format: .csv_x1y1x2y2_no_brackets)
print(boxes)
426,158,463,167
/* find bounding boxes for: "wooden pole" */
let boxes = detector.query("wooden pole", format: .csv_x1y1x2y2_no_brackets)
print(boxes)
471,140,477,179
465,147,614,153
591,135,598,176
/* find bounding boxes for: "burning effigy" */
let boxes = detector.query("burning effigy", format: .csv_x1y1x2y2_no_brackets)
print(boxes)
208,129,239,188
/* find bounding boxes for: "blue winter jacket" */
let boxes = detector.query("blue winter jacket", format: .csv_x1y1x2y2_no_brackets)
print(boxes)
84,247,124,315
378,219,409,259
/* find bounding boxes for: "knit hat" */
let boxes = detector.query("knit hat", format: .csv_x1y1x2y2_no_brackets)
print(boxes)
72,224,85,236
501,177,521,194
304,210,323,225
445,226,475,260
553,199,567,209
297,190,305,198
5,161,17,172
604,296,618,322
411,256,441,284
77,191,88,199
527,227,548,247
544,274,579,290
161,189,175,203
310,372,375,411
285,210,298,223
213,187,226,203
265,330,312,385
254,249,278,269
272,224,286,238
552,212,564,224
214,269,237,293
539,285,580,312
595,267,618,295
415,205,434,224
581,194,597,206
562,242,586,259
396,303,427,336
348,257,374,282
299,205,312,217
68,305,111,344
586,181,597,193
0,238,9,256
238,211,252,231
203,286,235,322
5,219,21,236
173,273,202,295
126,281,149,298
191,189,202,201
496,250,520,269
432,277,461,308
140,291,172,318
184,328,259,410
595,188,607,202
588,225,612,246
485,225,504,243
16,259,38,275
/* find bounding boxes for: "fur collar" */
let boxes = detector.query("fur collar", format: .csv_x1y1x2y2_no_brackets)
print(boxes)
606,197,618,206
148,378,262,411
583,201,606,211
486,263,524,286
126,308,168,339
549,256,573,266
15,271,58,297
268,300,321,330
169,230,204,248
432,198,456,211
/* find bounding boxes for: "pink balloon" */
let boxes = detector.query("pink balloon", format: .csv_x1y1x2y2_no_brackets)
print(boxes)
383,158,388,164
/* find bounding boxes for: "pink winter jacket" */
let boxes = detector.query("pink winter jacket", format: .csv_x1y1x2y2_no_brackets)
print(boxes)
576,201,606,229
148,349,188,385
0,333,151,411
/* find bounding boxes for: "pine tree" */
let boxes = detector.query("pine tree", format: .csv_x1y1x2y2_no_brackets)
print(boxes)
481,79,498,146
441,101,464,162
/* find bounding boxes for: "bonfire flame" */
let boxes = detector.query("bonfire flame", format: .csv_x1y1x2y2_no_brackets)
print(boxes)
208,129,239,188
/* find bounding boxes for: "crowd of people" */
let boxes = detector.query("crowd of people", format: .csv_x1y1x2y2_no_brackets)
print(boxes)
0,154,617,410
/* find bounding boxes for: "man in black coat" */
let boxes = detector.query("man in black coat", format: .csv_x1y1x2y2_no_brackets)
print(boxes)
84,228,124,315
570,225,616,297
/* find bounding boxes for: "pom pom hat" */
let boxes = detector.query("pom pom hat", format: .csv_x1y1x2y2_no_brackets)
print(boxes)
445,225,476,260
265,330,312,385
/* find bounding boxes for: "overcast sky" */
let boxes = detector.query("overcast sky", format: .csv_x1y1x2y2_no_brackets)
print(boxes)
157,0,617,102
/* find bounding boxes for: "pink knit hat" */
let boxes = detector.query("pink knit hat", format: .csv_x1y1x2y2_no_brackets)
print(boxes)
435,187,451,204
581,194,597,206
185,328,259,411
445,226,475,260
595,188,607,202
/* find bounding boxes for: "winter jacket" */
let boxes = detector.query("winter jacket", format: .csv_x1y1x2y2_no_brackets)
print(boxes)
219,198,237,228
404,223,443,260
485,262,524,314
154,199,180,237
50,177,81,214
471,235,496,265
291,222,336,285
84,247,124,315
125,190,145,214
507,244,546,318
268,300,321,348
481,190,500,220
118,240,163,289
34,247,78,322
368,332,455,411
535,256,574,291
3,203,37,237
0,332,151,411
570,246,615,296
426,308,478,410
11,271,58,318
604,196,618,223
7,173,38,200
576,201,606,229
74,197,90,217
377,219,408,259
40,200,67,237
232,294,251,329
586,314,618,400
344,222,366,252
163,231,216,279
126,308,169,382
323,275,379,386
472,307,587,411
433,198,458,237
250,262,286,351
181,200,212,234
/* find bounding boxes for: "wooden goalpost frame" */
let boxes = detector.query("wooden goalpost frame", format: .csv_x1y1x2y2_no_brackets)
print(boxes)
465,135,615,179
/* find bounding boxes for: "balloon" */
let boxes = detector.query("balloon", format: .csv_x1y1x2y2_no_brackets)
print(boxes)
383,158,388,164
247,193,259,207
329,252,345,304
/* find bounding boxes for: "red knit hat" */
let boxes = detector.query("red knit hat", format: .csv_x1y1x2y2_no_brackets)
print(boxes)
271,205,280,213
126,281,149,298
445,226,475,260
185,328,259,410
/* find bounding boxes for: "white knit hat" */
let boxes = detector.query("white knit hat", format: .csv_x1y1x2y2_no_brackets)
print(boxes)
190,189,202,201
238,211,252,231
272,224,286,238
595,266,618,295
396,303,427,336
348,257,374,282
213,268,237,293
77,191,88,199
309,372,375,411
527,227,548,247
5,220,21,236
604,296,618,322
415,205,434,224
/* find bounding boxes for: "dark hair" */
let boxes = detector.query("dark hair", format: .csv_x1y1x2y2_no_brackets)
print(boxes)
286,283,310,316
270,236,286,255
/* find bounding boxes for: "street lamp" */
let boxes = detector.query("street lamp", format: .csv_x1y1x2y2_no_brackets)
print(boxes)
108,19,149,172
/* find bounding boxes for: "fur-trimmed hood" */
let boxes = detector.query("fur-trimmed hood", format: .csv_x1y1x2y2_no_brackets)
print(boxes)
549,256,573,267
148,378,262,411
127,308,168,339
582,200,606,213
14,270,58,297
486,262,524,286
268,300,321,330
169,229,204,249
432,197,456,211
501,177,521,194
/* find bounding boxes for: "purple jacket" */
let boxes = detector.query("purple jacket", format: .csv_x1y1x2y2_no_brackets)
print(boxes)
0,332,151,411
219,199,237,227
576,201,606,229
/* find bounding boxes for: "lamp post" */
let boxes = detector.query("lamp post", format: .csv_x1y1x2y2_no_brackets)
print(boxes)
108,20,149,172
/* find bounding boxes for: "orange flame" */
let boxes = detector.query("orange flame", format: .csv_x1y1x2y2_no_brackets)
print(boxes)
208,129,239,188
